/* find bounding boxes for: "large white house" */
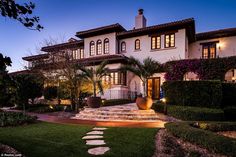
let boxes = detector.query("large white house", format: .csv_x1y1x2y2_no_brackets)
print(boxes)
22,9,236,100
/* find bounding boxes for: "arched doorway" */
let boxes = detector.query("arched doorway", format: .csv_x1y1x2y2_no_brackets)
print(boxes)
183,72,199,81
224,69,236,83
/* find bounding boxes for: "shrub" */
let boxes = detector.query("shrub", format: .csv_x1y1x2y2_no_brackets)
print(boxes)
193,122,236,132
27,104,64,113
44,86,58,100
165,122,236,157
152,103,224,121
102,99,133,107
222,83,236,107
0,111,37,127
223,106,236,121
162,81,222,108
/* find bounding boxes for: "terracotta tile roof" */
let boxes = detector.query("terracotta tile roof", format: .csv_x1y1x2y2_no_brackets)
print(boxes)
22,53,49,61
76,23,126,38
117,18,196,42
41,40,84,52
196,27,236,41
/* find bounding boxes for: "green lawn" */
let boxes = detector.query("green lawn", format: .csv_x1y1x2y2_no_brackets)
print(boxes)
0,122,158,157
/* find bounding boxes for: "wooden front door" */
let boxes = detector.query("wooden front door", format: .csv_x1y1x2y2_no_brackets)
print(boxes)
147,77,160,99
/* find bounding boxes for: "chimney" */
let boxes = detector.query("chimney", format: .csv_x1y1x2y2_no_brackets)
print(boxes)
135,9,147,29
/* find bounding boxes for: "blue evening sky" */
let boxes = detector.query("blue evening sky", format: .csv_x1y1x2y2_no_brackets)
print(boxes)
1,0,236,72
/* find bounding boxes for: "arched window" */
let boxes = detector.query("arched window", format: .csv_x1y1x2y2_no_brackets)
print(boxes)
104,38,109,54
90,41,95,56
183,72,199,81
121,41,126,52
96,40,102,55
135,39,140,50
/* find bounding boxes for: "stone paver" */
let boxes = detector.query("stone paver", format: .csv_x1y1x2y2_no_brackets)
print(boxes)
86,140,106,145
88,146,110,155
86,131,104,135
93,127,107,131
82,135,103,140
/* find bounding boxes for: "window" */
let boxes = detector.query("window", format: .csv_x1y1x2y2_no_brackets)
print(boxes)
202,43,216,59
151,36,161,49
135,39,140,50
96,40,102,55
72,49,78,59
121,41,126,52
102,71,126,85
165,34,175,48
90,41,95,56
80,48,84,59
104,38,109,54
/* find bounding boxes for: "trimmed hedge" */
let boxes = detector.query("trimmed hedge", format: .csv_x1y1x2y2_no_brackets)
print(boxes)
0,111,37,127
152,102,224,121
222,83,236,107
102,99,133,107
224,106,236,121
194,122,236,132
162,81,222,108
165,122,236,157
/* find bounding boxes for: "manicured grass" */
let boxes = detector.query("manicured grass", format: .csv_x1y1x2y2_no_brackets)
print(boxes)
0,122,158,157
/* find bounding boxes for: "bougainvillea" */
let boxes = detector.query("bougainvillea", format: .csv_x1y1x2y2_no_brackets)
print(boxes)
164,56,236,81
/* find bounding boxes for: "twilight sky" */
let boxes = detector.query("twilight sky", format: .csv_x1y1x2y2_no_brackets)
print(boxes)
1,0,236,72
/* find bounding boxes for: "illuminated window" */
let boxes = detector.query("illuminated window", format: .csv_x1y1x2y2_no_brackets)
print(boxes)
97,40,102,55
80,48,84,59
202,43,216,59
151,36,161,49
121,42,126,52
90,41,95,56
135,39,140,50
104,72,126,85
104,38,109,54
165,34,175,48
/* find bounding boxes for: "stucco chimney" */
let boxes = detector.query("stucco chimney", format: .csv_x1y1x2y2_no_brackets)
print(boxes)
135,9,147,29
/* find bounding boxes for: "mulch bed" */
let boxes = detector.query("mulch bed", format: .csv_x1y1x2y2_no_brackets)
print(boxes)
152,129,226,157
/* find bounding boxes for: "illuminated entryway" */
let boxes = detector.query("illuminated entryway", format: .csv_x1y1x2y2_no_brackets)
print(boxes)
225,69,236,82
147,77,160,99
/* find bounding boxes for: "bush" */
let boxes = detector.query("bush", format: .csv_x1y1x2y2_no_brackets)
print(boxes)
165,122,236,157
152,103,224,121
222,83,236,107
193,122,236,132
0,111,37,127
102,99,133,106
223,106,236,121
162,81,222,108
27,104,64,113
44,86,57,100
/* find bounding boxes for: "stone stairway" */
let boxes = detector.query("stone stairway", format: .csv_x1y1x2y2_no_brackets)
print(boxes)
72,103,169,122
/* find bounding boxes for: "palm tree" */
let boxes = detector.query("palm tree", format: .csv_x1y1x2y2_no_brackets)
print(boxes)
121,56,162,97
78,61,110,97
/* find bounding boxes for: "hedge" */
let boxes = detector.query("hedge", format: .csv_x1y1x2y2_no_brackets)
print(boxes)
194,122,236,132
162,81,222,108
152,103,224,121
165,122,236,157
0,111,37,127
102,99,133,107
223,106,236,121
222,83,236,107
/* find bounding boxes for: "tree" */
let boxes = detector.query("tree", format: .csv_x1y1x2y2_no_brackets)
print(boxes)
121,57,162,97
14,73,44,112
0,53,16,107
0,0,43,31
78,61,110,97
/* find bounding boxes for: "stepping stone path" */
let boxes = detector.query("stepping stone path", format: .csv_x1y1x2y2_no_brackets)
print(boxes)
82,127,110,155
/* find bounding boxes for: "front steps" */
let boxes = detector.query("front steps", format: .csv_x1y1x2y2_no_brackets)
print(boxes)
72,103,169,122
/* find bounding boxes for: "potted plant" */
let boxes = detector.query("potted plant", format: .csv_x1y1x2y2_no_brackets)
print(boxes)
78,61,109,108
121,57,162,110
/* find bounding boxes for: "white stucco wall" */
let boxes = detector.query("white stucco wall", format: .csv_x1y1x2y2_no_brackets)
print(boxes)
119,29,187,63
84,32,117,58
189,36,236,59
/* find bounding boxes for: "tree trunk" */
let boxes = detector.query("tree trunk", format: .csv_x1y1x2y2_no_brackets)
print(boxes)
93,81,96,97
143,80,146,97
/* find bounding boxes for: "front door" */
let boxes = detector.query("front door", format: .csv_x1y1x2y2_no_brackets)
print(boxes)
147,77,160,99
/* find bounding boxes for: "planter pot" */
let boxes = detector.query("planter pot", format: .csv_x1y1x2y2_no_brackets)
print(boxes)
87,97,102,108
136,97,153,110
